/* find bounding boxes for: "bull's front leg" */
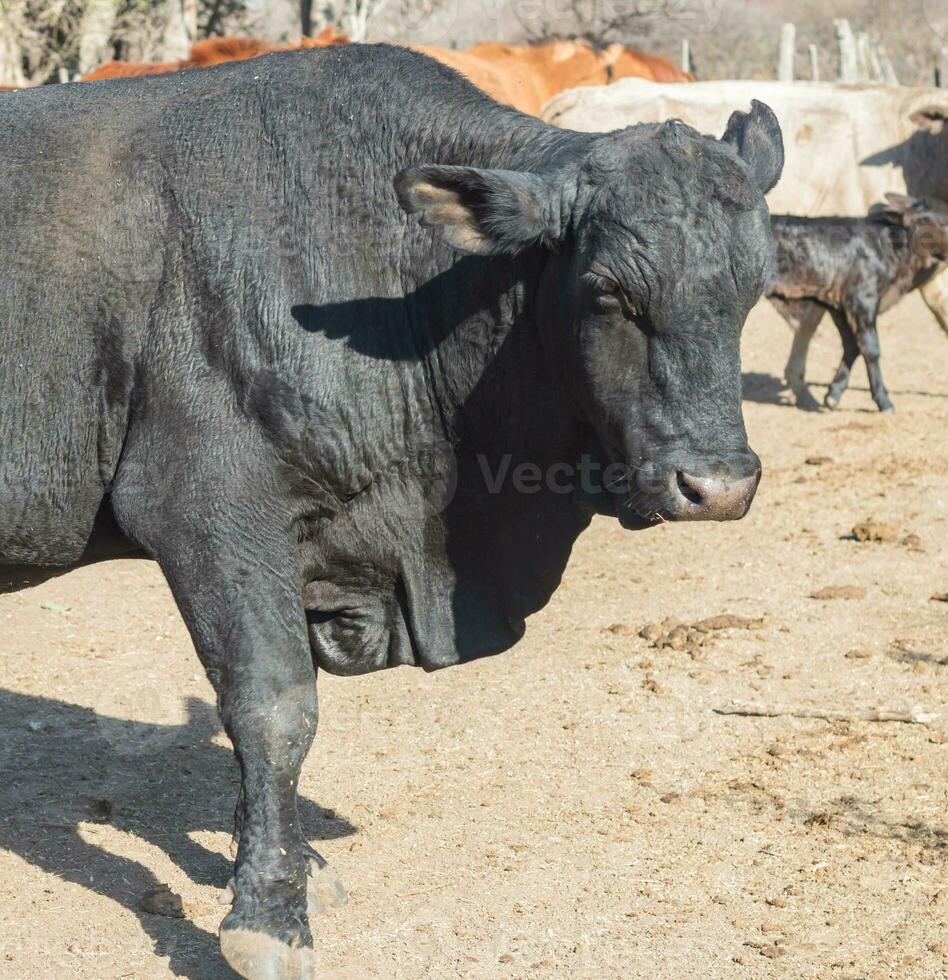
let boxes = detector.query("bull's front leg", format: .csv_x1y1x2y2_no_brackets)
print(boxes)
226,782,348,915
113,465,339,979
218,628,316,979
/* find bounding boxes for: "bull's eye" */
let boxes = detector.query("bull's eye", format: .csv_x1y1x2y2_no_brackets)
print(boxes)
584,271,645,322
584,272,621,299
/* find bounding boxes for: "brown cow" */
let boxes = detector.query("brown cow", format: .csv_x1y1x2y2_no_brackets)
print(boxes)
83,34,689,114
84,26,347,81
449,39,690,114
410,45,518,108
621,48,694,83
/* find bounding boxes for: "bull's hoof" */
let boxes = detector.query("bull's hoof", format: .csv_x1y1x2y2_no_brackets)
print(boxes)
824,392,839,410
220,925,315,980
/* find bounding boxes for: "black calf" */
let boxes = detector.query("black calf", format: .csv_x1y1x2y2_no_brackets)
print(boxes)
767,194,948,412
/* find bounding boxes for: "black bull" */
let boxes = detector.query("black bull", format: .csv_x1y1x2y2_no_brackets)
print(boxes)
0,45,783,979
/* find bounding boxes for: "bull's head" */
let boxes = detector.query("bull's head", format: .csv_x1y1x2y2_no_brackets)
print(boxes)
395,102,783,527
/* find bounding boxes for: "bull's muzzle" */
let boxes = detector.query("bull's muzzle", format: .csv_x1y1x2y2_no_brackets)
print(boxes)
665,466,762,521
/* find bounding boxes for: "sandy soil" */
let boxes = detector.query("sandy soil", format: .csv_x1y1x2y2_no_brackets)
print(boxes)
0,296,945,980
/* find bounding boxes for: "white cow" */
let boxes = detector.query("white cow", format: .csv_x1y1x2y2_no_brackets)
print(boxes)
543,78,948,338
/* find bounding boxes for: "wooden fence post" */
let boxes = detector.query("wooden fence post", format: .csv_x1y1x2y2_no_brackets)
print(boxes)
809,44,820,82
778,23,796,81
835,18,858,82
876,44,898,85
856,31,879,81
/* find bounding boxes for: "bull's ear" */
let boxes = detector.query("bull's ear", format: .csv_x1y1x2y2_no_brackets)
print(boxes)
394,164,560,255
720,99,784,195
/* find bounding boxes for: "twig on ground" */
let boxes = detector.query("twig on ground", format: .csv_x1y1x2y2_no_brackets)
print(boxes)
714,700,937,724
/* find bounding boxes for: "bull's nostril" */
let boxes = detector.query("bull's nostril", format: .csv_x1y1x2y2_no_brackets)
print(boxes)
676,471,704,506
661,464,759,523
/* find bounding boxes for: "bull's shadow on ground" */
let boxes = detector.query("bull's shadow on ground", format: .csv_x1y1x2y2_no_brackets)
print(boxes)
0,689,354,979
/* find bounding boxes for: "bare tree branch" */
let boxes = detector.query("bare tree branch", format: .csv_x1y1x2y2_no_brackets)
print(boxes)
517,0,702,45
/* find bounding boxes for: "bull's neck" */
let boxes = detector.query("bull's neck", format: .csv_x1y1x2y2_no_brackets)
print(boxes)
399,230,578,465
399,92,593,174
407,247,579,468
384,97,594,454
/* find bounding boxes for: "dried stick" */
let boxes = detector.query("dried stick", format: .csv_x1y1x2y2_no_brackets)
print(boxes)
714,700,937,724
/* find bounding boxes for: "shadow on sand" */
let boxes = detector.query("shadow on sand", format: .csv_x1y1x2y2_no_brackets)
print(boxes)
742,371,790,406
742,370,948,409
0,690,355,979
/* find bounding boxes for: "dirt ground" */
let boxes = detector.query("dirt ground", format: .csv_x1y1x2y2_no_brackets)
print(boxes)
0,296,945,980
